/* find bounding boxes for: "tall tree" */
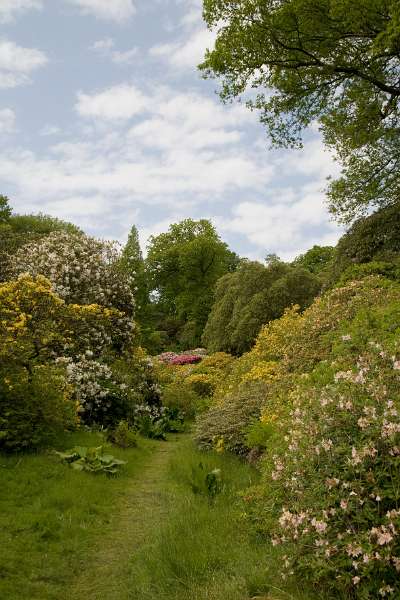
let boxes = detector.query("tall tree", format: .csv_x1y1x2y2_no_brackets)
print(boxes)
0,195,11,223
201,0,400,223
120,224,151,343
202,259,321,354
146,219,238,349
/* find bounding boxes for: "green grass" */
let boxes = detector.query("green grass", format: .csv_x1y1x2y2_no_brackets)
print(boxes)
0,430,157,600
1,432,324,600
127,438,280,600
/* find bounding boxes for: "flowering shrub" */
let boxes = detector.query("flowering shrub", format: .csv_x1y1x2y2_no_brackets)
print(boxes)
157,351,205,365
253,305,400,598
0,275,155,446
170,354,203,365
9,231,135,315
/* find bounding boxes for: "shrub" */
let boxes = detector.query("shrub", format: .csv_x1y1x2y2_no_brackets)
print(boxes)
337,260,400,286
170,354,203,365
217,281,400,598
9,230,135,314
252,304,400,598
0,364,76,451
107,421,138,449
162,382,203,419
184,373,215,398
195,382,268,455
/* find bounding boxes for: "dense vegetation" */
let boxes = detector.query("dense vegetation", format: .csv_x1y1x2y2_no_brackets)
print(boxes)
2,2,400,597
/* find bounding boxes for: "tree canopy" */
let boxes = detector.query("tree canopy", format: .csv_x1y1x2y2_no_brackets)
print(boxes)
201,0,400,223
145,219,238,349
202,259,321,354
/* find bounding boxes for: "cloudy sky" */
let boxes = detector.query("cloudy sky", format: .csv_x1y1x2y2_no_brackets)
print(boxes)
0,0,343,260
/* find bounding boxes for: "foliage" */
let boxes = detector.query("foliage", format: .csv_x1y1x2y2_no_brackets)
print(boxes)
202,259,320,354
55,445,127,474
9,230,135,314
244,419,275,451
132,404,184,439
201,0,400,223
107,420,138,449
188,462,223,500
0,194,12,223
0,363,76,451
332,201,400,280
161,381,203,419
120,224,150,333
145,219,238,349
250,301,400,598
195,382,268,455
293,245,335,275
337,260,400,286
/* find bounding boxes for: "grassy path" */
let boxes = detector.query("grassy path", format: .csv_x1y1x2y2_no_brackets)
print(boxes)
68,434,185,600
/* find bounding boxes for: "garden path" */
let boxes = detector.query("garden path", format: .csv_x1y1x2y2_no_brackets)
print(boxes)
68,434,185,600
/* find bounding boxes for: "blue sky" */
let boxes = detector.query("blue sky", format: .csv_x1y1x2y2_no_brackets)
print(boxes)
0,0,343,260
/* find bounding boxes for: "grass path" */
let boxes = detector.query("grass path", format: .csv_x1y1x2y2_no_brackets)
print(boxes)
68,434,185,600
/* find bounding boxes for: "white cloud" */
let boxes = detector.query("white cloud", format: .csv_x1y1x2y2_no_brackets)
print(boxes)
0,85,271,234
76,84,147,120
218,183,342,262
0,0,42,24
0,108,16,134
91,39,138,65
92,38,115,52
66,0,136,23
0,39,48,89
150,28,215,70
40,125,61,137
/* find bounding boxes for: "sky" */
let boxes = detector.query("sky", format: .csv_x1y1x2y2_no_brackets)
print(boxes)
0,0,343,261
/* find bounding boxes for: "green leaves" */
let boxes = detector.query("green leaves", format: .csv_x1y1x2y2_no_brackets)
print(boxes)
55,446,127,475
201,0,400,222
145,218,238,349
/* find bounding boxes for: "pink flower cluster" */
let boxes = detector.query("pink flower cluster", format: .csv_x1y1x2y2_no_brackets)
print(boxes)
157,350,205,365
170,354,202,365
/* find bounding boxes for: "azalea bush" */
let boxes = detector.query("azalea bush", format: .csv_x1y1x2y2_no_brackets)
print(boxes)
250,301,400,598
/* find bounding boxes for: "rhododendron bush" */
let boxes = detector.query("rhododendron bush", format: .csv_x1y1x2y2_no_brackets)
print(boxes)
9,230,135,315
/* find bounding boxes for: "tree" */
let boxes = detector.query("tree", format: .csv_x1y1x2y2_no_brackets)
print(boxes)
201,0,400,223
330,200,400,281
121,225,148,308
202,259,321,354
146,219,238,349
0,195,12,223
293,245,335,274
